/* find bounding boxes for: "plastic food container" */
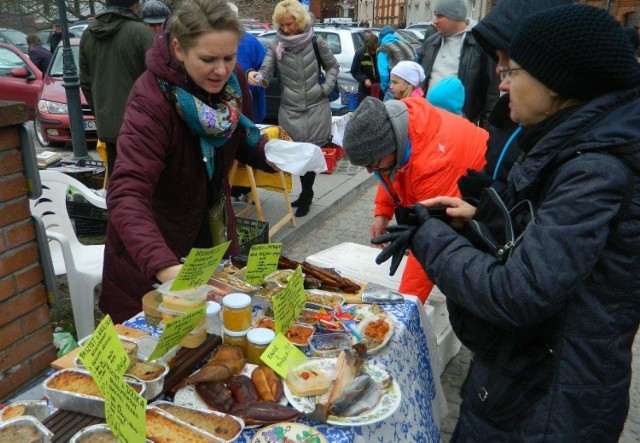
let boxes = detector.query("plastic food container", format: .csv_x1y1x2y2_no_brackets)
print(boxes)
222,293,252,332
246,328,276,365
222,327,248,354
180,325,207,349
254,317,315,349
308,332,353,358
206,301,222,336
285,358,334,397
0,416,54,442
142,290,163,326
157,280,209,313
158,303,206,330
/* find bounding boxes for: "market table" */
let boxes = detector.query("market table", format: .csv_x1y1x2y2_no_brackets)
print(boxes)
123,296,442,442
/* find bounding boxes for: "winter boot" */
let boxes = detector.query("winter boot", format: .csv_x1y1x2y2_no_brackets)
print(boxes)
294,172,315,217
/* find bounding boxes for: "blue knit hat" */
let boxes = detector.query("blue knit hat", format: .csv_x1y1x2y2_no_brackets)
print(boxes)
427,77,465,115
379,26,395,40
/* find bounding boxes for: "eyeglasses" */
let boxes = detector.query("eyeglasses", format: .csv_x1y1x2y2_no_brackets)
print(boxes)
366,153,396,173
498,67,524,82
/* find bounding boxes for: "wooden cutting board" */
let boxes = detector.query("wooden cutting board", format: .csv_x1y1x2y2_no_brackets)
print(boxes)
50,325,150,370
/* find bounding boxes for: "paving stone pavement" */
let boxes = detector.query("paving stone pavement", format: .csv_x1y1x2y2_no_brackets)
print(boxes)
281,182,640,443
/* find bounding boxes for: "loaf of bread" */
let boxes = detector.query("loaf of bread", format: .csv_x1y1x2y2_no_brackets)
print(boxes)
127,361,166,381
47,371,143,398
154,403,240,440
0,423,44,443
75,431,117,443
145,408,215,442
1,405,25,421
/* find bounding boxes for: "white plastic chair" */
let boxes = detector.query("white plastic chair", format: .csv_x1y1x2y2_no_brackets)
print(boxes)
30,170,106,340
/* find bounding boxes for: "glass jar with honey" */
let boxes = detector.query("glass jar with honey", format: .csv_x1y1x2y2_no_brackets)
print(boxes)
222,293,252,332
222,327,248,354
246,328,276,365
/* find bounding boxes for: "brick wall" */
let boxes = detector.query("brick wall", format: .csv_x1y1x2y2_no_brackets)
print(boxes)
0,102,57,400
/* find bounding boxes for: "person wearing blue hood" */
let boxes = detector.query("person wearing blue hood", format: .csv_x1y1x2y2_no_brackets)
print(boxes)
426,76,465,115
456,0,572,201
376,26,416,100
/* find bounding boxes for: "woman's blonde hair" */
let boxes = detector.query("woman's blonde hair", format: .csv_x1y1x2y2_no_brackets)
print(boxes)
168,0,243,52
272,0,310,32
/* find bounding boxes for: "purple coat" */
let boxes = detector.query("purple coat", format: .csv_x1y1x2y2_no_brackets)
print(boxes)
100,30,271,323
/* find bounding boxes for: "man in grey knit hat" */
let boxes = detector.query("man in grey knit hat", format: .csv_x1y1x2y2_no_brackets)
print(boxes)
420,0,499,127
342,96,488,303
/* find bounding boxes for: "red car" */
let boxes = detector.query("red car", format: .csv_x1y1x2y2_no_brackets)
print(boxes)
0,42,43,120
35,38,97,148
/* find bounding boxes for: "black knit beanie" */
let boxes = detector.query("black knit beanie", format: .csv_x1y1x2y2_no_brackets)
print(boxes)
509,4,640,99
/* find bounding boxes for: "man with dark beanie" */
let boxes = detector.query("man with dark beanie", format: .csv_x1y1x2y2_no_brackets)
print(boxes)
80,0,153,176
389,4,640,441
456,0,572,201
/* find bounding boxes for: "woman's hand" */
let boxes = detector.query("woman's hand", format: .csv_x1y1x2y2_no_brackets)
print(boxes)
419,197,476,230
370,215,390,249
156,264,183,284
247,71,265,87
364,79,372,88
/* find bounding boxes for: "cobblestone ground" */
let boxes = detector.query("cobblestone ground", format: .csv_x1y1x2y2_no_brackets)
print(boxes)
282,183,640,443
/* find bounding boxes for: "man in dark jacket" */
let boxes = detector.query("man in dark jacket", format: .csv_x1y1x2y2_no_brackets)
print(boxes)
456,0,572,201
26,33,52,74
79,0,153,175
351,33,380,104
421,0,499,127
48,22,63,53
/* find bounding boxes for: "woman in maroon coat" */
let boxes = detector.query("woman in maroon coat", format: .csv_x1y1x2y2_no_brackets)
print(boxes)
100,0,273,323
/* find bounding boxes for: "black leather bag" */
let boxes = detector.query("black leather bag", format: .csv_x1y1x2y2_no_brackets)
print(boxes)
312,36,340,102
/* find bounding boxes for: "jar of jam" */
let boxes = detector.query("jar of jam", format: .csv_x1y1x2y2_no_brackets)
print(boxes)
223,327,248,354
246,328,276,365
222,293,252,332
206,301,222,336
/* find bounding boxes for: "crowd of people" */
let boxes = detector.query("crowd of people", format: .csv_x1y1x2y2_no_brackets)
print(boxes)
40,0,640,439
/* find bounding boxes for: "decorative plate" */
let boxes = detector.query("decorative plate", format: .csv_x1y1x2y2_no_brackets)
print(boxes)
251,422,328,443
283,359,401,426
355,315,396,355
174,363,288,429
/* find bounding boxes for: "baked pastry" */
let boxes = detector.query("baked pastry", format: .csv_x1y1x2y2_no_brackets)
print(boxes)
251,365,283,402
127,361,165,381
0,423,44,443
145,408,214,442
154,403,241,440
47,371,143,398
1,405,25,421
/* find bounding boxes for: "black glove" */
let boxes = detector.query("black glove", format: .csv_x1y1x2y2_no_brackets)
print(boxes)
371,204,432,276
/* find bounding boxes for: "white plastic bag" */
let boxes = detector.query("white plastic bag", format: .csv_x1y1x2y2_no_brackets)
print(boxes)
265,139,327,175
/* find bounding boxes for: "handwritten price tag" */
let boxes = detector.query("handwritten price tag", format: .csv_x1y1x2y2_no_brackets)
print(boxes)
104,372,147,443
171,242,230,290
77,316,130,385
272,266,305,335
260,332,307,378
244,243,282,285
148,305,206,361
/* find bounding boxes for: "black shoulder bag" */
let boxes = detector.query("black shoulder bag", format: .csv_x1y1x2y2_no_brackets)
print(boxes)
311,36,340,102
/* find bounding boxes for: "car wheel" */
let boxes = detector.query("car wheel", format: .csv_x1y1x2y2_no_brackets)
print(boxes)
34,118,63,148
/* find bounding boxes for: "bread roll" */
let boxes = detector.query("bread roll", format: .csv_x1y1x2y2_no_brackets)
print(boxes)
251,366,283,402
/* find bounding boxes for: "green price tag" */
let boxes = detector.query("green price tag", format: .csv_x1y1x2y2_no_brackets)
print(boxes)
244,243,282,285
171,242,230,291
77,316,130,388
260,332,307,378
148,305,206,361
104,372,147,443
272,266,305,335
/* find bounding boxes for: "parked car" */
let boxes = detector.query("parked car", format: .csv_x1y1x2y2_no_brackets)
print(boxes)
34,38,97,147
395,29,424,60
68,19,92,34
257,35,359,122
0,43,44,119
36,28,83,44
405,22,437,40
0,28,28,54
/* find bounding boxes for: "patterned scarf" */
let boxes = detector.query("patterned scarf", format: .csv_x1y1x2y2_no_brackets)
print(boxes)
159,71,260,179
275,26,314,60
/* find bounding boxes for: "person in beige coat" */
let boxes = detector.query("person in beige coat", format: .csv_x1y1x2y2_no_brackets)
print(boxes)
248,0,339,217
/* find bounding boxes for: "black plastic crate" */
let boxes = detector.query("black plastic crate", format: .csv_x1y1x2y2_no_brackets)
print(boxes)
67,200,108,237
236,217,269,255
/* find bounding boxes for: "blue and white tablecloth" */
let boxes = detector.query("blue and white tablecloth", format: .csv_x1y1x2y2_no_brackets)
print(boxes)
124,299,440,443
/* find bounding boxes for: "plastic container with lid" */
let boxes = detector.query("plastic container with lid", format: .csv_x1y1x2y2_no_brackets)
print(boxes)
222,327,248,354
142,290,163,326
157,280,209,313
222,293,252,332
180,325,207,348
246,328,276,365
206,301,222,336
158,303,206,330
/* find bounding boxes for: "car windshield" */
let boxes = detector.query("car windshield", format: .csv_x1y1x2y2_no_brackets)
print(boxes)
48,45,80,76
2,30,27,45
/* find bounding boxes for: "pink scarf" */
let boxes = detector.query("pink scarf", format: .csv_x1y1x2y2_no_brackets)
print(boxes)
275,26,314,60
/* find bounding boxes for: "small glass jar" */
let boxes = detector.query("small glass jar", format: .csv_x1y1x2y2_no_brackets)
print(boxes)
223,327,248,355
246,328,276,365
222,293,252,332
206,301,222,336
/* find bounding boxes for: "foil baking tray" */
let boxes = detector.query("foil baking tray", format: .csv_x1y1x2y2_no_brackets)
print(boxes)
43,368,146,418
146,405,222,442
0,415,53,442
69,423,153,442
0,400,52,422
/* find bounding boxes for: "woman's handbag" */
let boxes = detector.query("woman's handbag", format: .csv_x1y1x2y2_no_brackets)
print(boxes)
311,36,340,101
